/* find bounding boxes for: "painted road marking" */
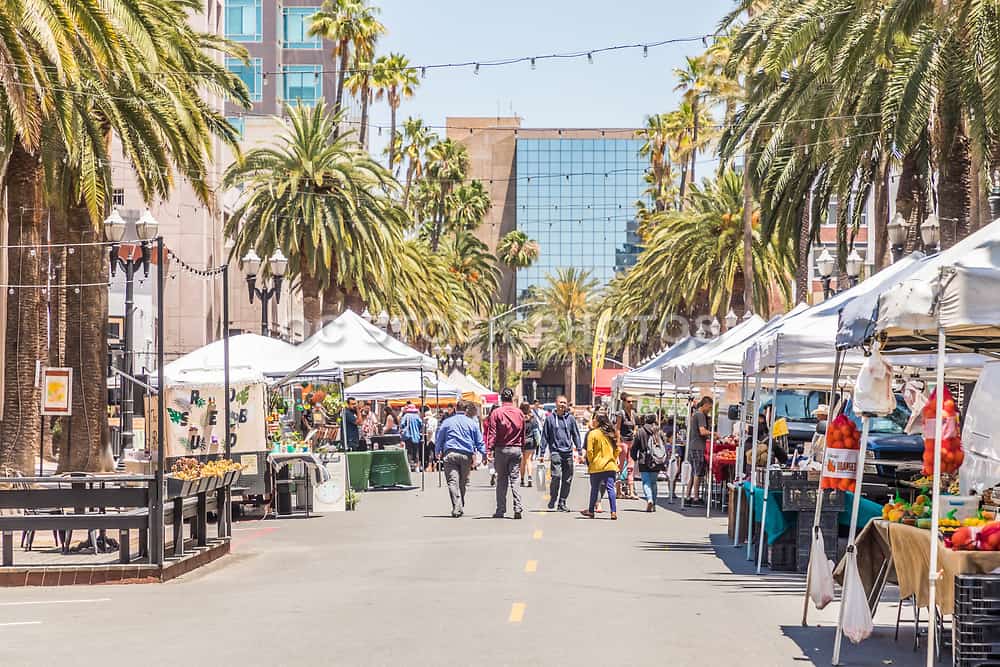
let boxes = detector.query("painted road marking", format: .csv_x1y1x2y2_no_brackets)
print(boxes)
508,603,526,623
0,599,110,607
533,529,543,540
524,560,537,573
0,622,42,627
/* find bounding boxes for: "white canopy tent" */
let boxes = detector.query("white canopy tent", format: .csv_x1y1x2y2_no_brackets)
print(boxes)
611,337,708,397
446,370,499,405
296,310,436,374
162,333,303,379
345,370,461,403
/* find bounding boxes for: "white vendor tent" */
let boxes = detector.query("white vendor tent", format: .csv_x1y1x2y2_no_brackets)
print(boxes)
162,333,302,379
446,370,500,405
345,370,461,403
297,310,436,374
612,337,708,397
668,315,767,388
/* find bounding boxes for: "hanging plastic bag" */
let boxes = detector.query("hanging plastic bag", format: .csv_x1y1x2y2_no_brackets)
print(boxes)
680,459,692,488
902,380,927,434
854,350,895,416
808,530,835,610
841,555,874,643
667,452,680,481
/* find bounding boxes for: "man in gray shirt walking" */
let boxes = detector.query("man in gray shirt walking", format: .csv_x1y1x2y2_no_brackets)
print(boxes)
541,395,581,512
685,396,714,506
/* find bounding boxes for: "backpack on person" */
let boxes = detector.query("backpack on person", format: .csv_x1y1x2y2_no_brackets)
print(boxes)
647,429,669,469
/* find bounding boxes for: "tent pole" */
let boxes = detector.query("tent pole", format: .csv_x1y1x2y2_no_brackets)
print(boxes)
925,327,946,667
747,369,763,560
733,373,748,546
757,337,781,574
707,382,718,518
419,367,426,491
832,416,871,665
669,387,678,503
436,380,441,488
803,347,844,625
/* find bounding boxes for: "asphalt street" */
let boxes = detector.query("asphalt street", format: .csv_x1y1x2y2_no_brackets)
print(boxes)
2,466,925,666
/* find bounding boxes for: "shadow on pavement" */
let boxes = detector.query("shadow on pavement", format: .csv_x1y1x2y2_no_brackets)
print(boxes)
780,623,924,667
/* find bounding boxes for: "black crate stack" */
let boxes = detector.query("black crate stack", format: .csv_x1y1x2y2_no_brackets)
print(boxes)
954,574,1000,667
754,471,845,572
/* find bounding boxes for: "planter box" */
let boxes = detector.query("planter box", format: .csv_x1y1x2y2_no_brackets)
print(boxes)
166,470,241,499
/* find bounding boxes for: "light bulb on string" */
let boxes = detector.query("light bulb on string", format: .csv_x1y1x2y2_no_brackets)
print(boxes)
587,53,593,64
474,63,480,75
421,67,426,79
643,45,648,58
530,58,536,70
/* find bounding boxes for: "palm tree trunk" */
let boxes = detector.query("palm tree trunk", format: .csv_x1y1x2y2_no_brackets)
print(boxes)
678,163,688,210
389,100,399,171
357,82,369,148
431,190,446,252
872,155,890,270
333,42,350,134
689,97,699,186
796,199,812,304
403,163,417,212
60,204,112,472
895,149,926,254
321,282,342,321
742,161,754,314
935,105,971,249
1,143,44,474
569,356,577,406
498,343,508,390
301,270,322,336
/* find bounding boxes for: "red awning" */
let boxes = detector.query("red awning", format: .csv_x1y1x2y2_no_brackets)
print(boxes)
592,368,624,397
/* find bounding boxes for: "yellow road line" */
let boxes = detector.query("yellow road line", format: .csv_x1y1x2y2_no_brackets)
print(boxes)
524,560,538,573
532,529,543,540
508,602,526,623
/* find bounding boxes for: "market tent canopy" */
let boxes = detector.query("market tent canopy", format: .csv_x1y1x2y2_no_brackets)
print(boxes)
612,337,708,396
663,315,767,388
703,307,808,385
162,365,266,388
297,310,437,374
446,370,499,405
345,370,461,403
875,219,1000,351
746,255,929,376
593,368,625,397
162,333,302,381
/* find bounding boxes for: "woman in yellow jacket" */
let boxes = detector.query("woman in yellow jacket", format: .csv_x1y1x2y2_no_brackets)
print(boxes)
580,411,619,520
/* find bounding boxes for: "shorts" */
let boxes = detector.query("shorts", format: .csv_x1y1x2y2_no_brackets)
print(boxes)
688,449,707,477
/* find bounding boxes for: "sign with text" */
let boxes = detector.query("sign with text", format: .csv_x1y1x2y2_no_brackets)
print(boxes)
161,380,267,458
823,448,859,480
41,367,73,416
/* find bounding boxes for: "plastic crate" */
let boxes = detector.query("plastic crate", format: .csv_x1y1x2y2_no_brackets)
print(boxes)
769,541,797,571
957,575,1000,618
795,512,838,572
954,616,1000,654
781,484,847,512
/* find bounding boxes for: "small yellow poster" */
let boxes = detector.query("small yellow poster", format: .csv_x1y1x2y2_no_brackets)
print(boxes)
41,367,73,416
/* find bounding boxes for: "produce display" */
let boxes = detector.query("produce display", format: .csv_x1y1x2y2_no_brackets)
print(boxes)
946,520,1000,551
169,457,243,480
821,415,862,492
882,494,931,525
921,386,964,475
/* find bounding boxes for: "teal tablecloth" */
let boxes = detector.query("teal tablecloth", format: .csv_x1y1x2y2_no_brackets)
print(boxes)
742,483,882,544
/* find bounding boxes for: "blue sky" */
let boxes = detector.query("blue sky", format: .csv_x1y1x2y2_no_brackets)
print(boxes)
366,0,735,157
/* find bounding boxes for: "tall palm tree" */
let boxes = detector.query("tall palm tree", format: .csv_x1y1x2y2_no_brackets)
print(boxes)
673,55,715,186
443,231,500,315
446,181,491,231
423,138,470,251
224,102,407,332
528,268,598,405
496,230,539,303
343,61,374,147
471,304,531,390
397,117,434,209
635,114,675,214
612,170,793,337
308,0,384,132
371,53,420,169
662,102,714,208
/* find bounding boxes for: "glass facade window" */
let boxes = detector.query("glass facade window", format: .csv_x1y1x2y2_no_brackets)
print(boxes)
226,116,245,138
515,138,647,300
226,57,262,102
283,7,321,49
282,65,322,105
225,0,262,42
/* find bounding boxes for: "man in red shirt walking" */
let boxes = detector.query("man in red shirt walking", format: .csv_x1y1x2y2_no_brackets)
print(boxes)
485,388,525,519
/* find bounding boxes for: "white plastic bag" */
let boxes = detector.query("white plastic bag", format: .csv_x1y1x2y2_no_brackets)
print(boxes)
667,454,680,481
680,460,692,488
808,530,835,610
853,350,895,416
841,555,874,644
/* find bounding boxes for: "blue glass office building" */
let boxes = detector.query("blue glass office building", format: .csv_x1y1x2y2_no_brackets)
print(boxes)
515,137,646,300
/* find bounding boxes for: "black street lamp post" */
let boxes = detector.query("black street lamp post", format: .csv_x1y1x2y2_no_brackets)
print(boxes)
243,249,288,337
104,209,158,466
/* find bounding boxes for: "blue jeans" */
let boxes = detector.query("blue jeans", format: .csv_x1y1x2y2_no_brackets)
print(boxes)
640,471,659,505
588,471,617,513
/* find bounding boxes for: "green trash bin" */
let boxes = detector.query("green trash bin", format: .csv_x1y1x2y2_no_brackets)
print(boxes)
346,451,373,491
370,449,411,487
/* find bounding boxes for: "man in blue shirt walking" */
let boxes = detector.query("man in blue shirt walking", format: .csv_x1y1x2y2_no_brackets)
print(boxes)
435,401,486,517
542,395,581,511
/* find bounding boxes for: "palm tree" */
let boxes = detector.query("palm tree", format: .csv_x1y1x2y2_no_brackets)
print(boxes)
423,138,470,251
343,62,374,147
635,114,675,213
496,230,540,303
611,170,793,339
223,102,407,332
674,55,716,187
528,268,599,405
308,0,385,131
471,304,531,390
662,102,714,208
396,117,434,210
446,181,491,231
371,53,420,169
444,232,500,315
